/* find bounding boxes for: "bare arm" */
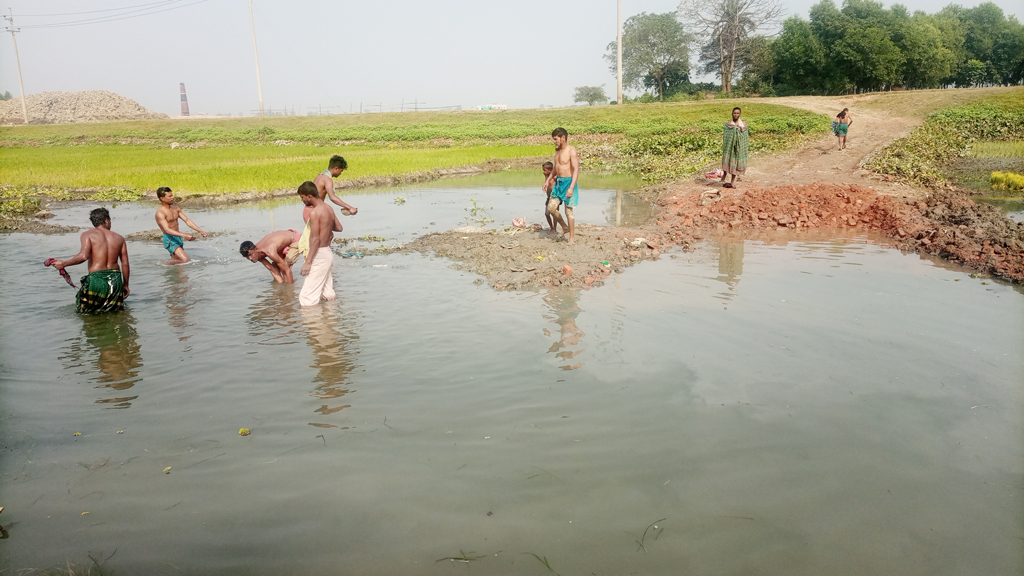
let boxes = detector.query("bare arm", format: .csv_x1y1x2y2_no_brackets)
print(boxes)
53,234,92,270
326,189,358,215
120,240,131,296
178,210,207,238
567,148,580,198
259,257,285,283
331,210,344,233
265,251,293,283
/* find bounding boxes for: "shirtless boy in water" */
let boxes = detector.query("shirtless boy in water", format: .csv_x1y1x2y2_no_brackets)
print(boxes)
314,155,359,216
239,230,299,283
155,187,207,264
542,127,580,244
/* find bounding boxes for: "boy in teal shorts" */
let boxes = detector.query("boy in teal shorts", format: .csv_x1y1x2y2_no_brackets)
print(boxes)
155,186,207,264
543,127,580,243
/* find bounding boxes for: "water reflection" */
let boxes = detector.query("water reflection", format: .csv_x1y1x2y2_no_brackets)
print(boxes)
606,189,655,227
542,289,586,370
164,266,197,340
714,241,744,307
246,283,303,347
300,305,358,428
61,311,143,409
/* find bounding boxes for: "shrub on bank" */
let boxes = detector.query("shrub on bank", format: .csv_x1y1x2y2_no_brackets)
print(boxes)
991,171,1024,193
863,99,1024,187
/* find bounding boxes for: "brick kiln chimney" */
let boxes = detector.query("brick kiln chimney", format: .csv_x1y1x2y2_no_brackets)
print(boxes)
180,83,190,116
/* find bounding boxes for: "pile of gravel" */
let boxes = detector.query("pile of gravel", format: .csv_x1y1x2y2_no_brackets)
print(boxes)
0,90,168,124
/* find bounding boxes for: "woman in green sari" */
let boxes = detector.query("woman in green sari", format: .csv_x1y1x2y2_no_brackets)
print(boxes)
721,107,749,189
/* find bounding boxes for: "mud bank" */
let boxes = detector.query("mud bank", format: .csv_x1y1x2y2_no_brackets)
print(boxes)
405,224,661,290
653,183,1024,282
409,182,1023,289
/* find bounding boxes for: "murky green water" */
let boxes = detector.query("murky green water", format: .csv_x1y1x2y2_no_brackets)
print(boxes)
1,177,1022,575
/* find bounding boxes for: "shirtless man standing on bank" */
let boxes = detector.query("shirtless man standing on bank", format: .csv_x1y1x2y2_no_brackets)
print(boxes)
298,181,344,307
155,186,207,265
543,127,580,244
314,155,359,217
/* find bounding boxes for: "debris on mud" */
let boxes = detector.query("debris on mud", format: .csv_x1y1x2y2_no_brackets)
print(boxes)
653,183,1024,282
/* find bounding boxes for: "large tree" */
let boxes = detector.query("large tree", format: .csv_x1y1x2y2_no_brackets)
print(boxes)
574,86,608,106
605,12,693,101
834,25,905,91
894,16,958,88
772,16,828,93
679,0,783,93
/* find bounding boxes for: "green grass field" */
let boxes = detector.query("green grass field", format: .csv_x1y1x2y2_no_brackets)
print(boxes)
0,100,829,197
971,141,1024,158
0,144,549,194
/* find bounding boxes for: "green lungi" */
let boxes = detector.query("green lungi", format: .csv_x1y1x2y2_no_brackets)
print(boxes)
722,124,749,176
76,269,125,314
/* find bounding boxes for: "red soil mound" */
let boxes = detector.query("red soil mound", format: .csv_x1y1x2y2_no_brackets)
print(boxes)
650,183,1024,282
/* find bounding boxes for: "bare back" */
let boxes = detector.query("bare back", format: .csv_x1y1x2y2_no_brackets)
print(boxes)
81,227,127,272
314,173,334,201
256,229,296,258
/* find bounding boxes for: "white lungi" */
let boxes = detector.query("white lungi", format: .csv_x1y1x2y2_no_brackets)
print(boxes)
299,249,336,307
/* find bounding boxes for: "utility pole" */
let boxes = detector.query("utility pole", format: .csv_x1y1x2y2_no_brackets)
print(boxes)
247,0,265,117
617,0,623,105
4,9,29,124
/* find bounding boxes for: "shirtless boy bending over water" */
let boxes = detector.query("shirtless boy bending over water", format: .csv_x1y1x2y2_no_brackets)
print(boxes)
239,230,300,283
541,161,556,232
51,207,130,314
543,127,580,244
155,187,207,264
298,181,344,307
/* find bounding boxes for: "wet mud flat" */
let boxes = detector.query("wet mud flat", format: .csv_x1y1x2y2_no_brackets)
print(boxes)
407,182,1024,289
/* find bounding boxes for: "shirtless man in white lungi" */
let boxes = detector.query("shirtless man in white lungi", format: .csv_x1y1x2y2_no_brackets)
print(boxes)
297,181,342,307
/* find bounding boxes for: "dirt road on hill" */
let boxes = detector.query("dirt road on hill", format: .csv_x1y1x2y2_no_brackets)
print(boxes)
409,94,1024,287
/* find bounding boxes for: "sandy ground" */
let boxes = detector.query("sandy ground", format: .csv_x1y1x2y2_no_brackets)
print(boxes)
408,96,1024,286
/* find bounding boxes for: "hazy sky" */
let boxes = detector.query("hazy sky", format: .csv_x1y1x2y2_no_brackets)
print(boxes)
1,0,1021,116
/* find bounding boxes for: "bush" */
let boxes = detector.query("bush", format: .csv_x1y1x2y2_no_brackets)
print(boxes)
991,171,1024,193
863,100,1024,187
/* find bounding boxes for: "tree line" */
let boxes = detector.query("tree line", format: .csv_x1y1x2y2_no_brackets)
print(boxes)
600,0,1024,100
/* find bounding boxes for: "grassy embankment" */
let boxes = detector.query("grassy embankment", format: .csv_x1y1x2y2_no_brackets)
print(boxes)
0,102,826,201
862,88,1024,194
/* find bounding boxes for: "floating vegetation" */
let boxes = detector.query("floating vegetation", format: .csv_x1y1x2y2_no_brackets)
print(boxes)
526,553,559,575
435,550,486,563
635,517,666,552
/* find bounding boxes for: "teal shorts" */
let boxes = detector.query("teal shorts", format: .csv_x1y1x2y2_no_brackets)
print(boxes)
552,177,579,208
162,233,185,255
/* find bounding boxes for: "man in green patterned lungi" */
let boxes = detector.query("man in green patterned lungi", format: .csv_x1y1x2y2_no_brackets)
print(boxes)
720,107,749,189
51,207,130,314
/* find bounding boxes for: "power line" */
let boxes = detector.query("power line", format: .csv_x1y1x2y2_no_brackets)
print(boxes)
20,0,208,29
17,0,185,18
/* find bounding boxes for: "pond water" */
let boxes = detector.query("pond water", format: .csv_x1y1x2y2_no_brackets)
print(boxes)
1,175,1022,576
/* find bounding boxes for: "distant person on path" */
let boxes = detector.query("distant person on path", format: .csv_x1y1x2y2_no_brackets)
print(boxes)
50,207,130,314
155,187,207,264
298,181,343,307
720,107,749,189
541,161,556,232
239,230,301,283
834,108,852,150
314,155,359,216
544,127,580,244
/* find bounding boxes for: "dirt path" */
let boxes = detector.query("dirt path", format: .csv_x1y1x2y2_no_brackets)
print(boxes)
408,95,1024,287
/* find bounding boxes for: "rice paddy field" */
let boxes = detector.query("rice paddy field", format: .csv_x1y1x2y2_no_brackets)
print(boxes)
0,101,828,197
